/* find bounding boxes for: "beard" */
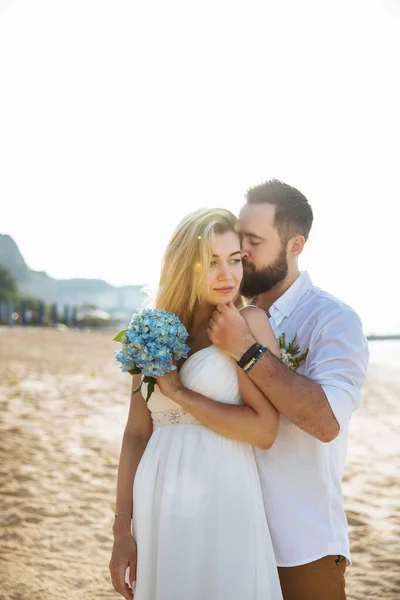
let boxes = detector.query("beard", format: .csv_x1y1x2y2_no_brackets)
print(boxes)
240,246,288,297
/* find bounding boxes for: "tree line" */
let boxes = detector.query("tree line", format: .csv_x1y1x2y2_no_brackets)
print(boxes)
0,265,112,328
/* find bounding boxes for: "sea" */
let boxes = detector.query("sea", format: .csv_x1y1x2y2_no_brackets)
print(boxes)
367,339,400,366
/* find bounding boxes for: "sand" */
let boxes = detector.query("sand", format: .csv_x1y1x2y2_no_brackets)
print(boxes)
0,328,399,599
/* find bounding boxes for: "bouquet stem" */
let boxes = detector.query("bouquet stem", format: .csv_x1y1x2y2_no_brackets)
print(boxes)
131,375,156,402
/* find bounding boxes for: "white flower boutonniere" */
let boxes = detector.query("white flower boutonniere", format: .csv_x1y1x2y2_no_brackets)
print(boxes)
278,333,309,372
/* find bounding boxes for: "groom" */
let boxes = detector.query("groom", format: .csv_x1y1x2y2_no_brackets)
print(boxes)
208,179,369,600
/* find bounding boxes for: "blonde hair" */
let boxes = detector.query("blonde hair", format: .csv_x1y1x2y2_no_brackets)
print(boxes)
154,208,239,330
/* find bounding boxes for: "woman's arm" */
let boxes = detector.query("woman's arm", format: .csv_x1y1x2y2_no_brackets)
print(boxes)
157,307,281,450
112,374,153,536
109,375,153,599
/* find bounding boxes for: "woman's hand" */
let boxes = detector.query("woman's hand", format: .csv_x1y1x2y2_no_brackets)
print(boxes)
156,367,183,401
109,533,137,599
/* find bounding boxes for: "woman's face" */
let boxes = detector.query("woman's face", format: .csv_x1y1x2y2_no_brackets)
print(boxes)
205,231,243,306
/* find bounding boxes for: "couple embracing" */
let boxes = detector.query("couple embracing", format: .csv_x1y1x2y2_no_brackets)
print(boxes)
109,179,369,600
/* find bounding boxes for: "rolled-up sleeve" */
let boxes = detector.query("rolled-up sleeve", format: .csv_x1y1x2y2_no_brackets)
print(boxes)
306,308,369,432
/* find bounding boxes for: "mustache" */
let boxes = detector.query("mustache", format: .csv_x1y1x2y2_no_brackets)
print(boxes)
241,257,255,269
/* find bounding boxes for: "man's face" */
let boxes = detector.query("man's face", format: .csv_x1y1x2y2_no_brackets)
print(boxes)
238,203,288,297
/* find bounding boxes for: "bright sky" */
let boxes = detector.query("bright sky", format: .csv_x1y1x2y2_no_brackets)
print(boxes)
0,0,399,335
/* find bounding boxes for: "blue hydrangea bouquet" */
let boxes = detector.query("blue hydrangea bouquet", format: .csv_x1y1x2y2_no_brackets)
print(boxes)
113,308,190,401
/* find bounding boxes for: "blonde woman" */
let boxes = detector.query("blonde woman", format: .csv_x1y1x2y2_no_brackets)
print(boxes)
109,209,283,600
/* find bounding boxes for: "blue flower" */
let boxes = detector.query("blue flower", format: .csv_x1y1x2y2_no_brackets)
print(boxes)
114,308,190,401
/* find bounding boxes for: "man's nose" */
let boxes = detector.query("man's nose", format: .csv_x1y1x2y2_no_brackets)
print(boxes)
241,244,250,260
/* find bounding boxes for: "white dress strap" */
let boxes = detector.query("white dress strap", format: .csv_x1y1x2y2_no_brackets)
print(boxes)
238,304,258,312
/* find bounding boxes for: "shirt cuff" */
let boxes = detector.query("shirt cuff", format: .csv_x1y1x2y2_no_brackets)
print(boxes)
320,383,358,433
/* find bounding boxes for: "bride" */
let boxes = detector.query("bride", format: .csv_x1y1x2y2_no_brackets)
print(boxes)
109,208,283,600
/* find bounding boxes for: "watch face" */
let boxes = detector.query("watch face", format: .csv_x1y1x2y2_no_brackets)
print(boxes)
238,343,262,367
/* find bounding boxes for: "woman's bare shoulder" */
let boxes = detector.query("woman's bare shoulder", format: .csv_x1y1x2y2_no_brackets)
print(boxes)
239,305,279,353
239,305,269,322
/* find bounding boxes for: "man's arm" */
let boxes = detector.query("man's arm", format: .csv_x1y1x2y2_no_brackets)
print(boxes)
156,306,282,449
208,303,369,443
244,350,339,442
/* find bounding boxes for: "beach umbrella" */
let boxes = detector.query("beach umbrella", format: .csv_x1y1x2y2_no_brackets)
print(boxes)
63,305,70,326
7,299,14,326
21,299,28,325
38,301,45,325
51,303,58,325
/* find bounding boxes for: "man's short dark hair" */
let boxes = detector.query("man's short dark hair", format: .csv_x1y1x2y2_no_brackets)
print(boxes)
245,179,313,243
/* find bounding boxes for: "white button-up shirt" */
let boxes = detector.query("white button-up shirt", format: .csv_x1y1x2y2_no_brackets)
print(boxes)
254,271,369,567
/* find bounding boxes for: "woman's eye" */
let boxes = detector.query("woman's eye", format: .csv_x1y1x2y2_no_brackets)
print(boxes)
210,260,218,267
250,242,261,247
230,259,242,264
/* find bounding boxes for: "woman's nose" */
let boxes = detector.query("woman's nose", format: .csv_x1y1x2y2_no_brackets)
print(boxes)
217,263,231,279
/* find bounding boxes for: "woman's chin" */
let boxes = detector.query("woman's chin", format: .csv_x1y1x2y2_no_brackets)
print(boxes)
210,293,236,305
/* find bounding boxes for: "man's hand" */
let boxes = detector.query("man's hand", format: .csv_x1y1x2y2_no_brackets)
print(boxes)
207,302,256,361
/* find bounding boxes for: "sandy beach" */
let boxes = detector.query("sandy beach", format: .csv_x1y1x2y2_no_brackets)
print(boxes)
0,328,399,600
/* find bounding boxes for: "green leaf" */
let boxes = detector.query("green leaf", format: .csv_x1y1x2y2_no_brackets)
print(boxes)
131,380,143,395
293,348,309,370
287,333,300,355
113,329,127,342
129,365,141,375
278,332,286,349
145,378,156,402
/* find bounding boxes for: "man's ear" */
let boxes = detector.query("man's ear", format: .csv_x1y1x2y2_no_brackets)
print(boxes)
289,235,305,257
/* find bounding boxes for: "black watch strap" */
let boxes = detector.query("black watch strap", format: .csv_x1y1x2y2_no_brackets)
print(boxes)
237,343,263,368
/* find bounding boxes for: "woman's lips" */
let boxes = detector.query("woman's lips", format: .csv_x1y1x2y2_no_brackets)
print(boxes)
214,287,235,294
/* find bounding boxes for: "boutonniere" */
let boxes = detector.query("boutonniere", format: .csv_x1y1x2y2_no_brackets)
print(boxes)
278,333,309,372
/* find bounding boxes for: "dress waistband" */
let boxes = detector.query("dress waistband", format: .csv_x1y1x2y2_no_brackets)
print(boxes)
152,408,203,429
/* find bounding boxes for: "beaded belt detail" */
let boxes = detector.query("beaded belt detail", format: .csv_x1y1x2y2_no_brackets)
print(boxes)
152,409,203,428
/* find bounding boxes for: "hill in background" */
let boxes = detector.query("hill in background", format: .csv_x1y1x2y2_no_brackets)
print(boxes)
0,234,147,316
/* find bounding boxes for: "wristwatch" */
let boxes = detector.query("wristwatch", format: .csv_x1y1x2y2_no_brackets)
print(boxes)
237,343,264,369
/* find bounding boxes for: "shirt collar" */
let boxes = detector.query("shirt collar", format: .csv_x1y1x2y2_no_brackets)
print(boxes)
270,271,313,320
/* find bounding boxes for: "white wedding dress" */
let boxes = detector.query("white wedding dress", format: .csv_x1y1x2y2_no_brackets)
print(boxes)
132,345,283,600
